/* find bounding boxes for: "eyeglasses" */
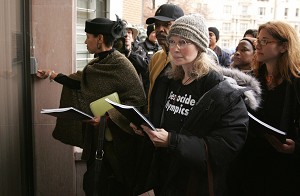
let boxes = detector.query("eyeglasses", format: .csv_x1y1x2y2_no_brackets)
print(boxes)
255,39,278,46
168,39,192,49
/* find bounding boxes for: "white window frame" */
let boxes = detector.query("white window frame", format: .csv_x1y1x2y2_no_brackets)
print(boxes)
223,5,232,15
222,23,231,33
258,7,266,16
76,0,106,70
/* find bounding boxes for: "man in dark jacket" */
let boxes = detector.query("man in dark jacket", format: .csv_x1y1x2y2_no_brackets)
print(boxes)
146,3,184,113
208,27,231,67
138,24,162,60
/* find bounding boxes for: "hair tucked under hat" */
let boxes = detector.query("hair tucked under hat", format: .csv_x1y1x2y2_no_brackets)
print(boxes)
240,37,257,51
125,23,139,39
168,14,209,53
147,24,155,37
85,15,126,39
208,27,220,41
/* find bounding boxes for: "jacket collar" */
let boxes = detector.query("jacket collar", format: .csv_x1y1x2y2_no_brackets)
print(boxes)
221,67,262,110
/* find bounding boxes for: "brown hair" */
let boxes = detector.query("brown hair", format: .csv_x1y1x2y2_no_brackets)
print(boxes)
252,21,300,80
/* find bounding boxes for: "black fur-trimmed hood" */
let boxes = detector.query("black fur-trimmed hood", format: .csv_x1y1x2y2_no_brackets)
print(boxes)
221,67,261,110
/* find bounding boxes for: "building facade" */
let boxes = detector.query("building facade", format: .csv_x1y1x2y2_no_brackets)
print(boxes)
144,0,300,50
196,0,300,49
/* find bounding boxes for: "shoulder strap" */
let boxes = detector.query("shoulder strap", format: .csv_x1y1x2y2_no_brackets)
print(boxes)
93,116,106,196
95,116,106,161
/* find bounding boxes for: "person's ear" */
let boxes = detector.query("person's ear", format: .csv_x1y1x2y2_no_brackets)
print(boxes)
280,42,288,53
97,34,103,42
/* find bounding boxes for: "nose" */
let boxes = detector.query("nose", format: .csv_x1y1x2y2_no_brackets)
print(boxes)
254,44,260,50
155,24,164,32
174,44,180,51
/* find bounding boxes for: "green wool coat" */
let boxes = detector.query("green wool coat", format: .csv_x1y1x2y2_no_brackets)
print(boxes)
52,50,147,160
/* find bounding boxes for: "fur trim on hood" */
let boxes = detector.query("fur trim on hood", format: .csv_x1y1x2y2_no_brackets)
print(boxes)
221,67,261,110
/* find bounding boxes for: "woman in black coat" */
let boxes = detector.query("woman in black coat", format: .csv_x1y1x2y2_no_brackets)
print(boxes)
131,14,261,196
229,21,300,196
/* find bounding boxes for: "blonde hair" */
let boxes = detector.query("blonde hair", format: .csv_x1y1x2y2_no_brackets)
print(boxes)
253,21,300,80
167,49,221,80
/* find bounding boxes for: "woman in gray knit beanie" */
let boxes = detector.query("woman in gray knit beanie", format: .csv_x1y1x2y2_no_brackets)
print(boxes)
166,14,220,80
131,14,261,196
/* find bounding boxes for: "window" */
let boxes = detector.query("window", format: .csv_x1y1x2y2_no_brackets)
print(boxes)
76,0,106,70
258,7,266,16
222,39,230,48
223,5,232,14
76,0,97,70
241,6,248,15
240,23,248,34
284,8,288,17
222,23,231,33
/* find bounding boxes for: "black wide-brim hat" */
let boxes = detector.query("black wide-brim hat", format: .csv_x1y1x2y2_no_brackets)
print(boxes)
146,4,184,24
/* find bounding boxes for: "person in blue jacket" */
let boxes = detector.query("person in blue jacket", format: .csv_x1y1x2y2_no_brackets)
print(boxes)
208,26,231,67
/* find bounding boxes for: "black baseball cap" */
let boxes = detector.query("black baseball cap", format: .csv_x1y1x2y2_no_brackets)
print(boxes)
146,4,184,24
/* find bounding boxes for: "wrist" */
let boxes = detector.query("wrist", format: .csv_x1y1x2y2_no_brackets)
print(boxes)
48,70,55,82
168,132,178,150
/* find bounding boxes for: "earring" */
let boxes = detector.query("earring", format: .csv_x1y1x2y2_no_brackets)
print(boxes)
97,43,101,49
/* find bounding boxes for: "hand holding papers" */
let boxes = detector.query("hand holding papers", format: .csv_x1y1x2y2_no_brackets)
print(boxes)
105,98,157,131
248,112,287,143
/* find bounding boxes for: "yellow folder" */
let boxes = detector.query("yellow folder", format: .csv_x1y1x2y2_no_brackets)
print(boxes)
89,92,120,142
89,92,120,117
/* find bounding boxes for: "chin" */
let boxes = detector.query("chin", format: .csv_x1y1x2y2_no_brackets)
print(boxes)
173,62,182,66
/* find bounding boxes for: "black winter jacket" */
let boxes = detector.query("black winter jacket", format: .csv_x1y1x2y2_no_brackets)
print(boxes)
148,68,261,196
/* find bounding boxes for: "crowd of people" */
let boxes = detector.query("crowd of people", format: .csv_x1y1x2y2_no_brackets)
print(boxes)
36,3,300,196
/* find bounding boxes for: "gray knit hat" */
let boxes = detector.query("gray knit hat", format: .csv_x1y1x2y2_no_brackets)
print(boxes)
168,14,209,52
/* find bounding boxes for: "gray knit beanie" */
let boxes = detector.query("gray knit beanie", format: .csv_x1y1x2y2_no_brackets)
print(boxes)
168,14,209,52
